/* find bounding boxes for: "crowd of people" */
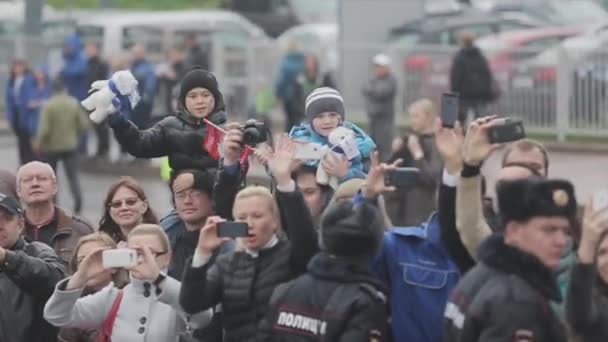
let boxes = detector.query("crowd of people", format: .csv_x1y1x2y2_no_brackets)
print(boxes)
1,30,606,342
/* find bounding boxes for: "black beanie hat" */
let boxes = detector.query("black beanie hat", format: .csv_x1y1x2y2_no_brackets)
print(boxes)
497,178,578,227
179,68,223,111
319,200,384,258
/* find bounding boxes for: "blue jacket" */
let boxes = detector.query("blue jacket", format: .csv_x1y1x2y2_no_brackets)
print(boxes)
289,121,375,181
274,51,305,101
61,34,88,101
5,72,39,136
372,214,461,342
131,58,158,103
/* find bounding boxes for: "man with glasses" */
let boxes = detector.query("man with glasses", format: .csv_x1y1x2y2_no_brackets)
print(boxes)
161,168,233,342
17,161,93,263
0,192,65,342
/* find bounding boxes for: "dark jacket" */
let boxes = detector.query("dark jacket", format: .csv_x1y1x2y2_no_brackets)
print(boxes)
86,55,109,89
24,206,95,263
0,237,65,342
179,165,319,342
362,73,397,118
443,234,568,342
450,46,494,102
385,133,442,226
185,44,210,71
109,108,227,173
566,262,608,342
61,34,88,101
260,253,389,341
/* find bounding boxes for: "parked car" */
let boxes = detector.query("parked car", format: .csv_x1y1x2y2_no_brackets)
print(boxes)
390,7,544,105
509,25,608,127
221,0,336,37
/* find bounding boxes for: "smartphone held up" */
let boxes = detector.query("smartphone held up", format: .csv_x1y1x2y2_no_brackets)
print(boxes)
102,249,137,269
440,92,459,128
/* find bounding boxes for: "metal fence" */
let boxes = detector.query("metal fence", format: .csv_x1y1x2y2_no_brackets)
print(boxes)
3,34,608,140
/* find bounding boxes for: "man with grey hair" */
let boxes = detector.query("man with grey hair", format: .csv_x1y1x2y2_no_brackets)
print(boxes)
17,161,93,263
363,53,397,161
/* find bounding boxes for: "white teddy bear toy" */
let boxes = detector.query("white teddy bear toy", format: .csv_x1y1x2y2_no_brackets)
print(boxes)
316,126,361,189
81,69,140,124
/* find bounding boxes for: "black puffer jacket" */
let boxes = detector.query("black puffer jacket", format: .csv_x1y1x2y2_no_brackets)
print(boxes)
450,46,494,101
179,166,319,342
566,262,608,342
0,237,65,342
443,234,568,342
259,252,389,341
108,109,226,172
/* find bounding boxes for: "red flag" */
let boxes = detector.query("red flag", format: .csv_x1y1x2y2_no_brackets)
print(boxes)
202,119,224,160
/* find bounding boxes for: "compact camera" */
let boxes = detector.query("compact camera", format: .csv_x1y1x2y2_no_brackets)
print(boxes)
240,120,268,146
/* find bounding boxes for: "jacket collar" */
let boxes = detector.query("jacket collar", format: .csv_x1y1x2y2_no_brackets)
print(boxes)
245,234,278,258
307,252,388,294
479,234,562,302
176,109,227,127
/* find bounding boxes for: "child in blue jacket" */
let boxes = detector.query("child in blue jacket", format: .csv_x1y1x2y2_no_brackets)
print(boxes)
289,87,376,183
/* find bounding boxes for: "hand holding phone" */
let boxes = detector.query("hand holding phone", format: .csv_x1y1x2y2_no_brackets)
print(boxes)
441,92,460,128
487,118,526,144
384,167,421,187
294,142,324,160
217,221,250,238
102,249,138,269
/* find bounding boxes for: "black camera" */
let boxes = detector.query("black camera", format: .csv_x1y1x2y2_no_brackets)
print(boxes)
240,120,268,146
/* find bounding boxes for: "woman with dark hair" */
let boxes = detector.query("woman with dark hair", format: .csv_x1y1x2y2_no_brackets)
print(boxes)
59,232,129,342
99,176,158,243
6,59,39,165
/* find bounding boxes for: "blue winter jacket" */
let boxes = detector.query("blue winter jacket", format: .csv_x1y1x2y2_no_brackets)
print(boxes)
372,214,461,342
61,34,88,101
131,58,158,104
5,72,39,136
289,121,375,181
274,51,305,101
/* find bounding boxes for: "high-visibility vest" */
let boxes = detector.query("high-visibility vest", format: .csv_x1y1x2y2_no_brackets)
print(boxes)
160,157,171,182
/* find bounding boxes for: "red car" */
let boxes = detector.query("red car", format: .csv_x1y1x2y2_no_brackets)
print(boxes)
408,26,584,103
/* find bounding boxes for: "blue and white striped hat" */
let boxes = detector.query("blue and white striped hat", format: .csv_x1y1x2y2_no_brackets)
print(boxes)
305,87,345,121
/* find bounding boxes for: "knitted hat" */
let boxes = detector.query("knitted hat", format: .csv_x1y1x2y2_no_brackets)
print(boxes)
305,87,345,121
319,200,384,258
179,68,223,111
497,178,578,227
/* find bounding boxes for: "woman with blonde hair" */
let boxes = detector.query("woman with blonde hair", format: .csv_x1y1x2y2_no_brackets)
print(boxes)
179,135,319,341
44,224,211,341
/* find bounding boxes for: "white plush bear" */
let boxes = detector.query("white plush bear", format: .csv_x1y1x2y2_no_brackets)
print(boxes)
317,126,361,189
81,70,140,124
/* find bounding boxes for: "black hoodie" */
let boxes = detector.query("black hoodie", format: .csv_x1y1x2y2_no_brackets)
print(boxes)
259,252,389,341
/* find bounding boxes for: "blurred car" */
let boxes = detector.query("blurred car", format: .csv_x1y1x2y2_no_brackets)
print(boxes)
276,23,337,74
509,24,608,126
477,0,608,26
222,0,336,37
476,26,583,90
389,7,544,104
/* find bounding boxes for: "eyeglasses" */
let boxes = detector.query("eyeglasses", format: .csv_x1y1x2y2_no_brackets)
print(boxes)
109,198,140,209
174,189,204,201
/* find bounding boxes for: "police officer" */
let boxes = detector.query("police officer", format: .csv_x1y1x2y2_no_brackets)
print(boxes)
259,196,389,341
443,177,576,342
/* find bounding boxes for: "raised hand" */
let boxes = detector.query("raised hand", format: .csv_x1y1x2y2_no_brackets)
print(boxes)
462,115,503,167
361,151,402,199
129,245,161,281
196,216,230,257
222,122,244,165
67,247,110,290
578,200,608,264
435,120,465,174
268,135,296,186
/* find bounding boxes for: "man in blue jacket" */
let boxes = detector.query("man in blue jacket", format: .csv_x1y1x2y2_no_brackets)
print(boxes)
274,44,305,132
60,34,88,101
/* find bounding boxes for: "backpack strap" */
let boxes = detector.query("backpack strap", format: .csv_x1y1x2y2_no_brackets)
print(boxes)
98,290,124,342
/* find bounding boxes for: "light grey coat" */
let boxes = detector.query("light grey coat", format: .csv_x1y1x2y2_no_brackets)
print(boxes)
44,276,212,342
